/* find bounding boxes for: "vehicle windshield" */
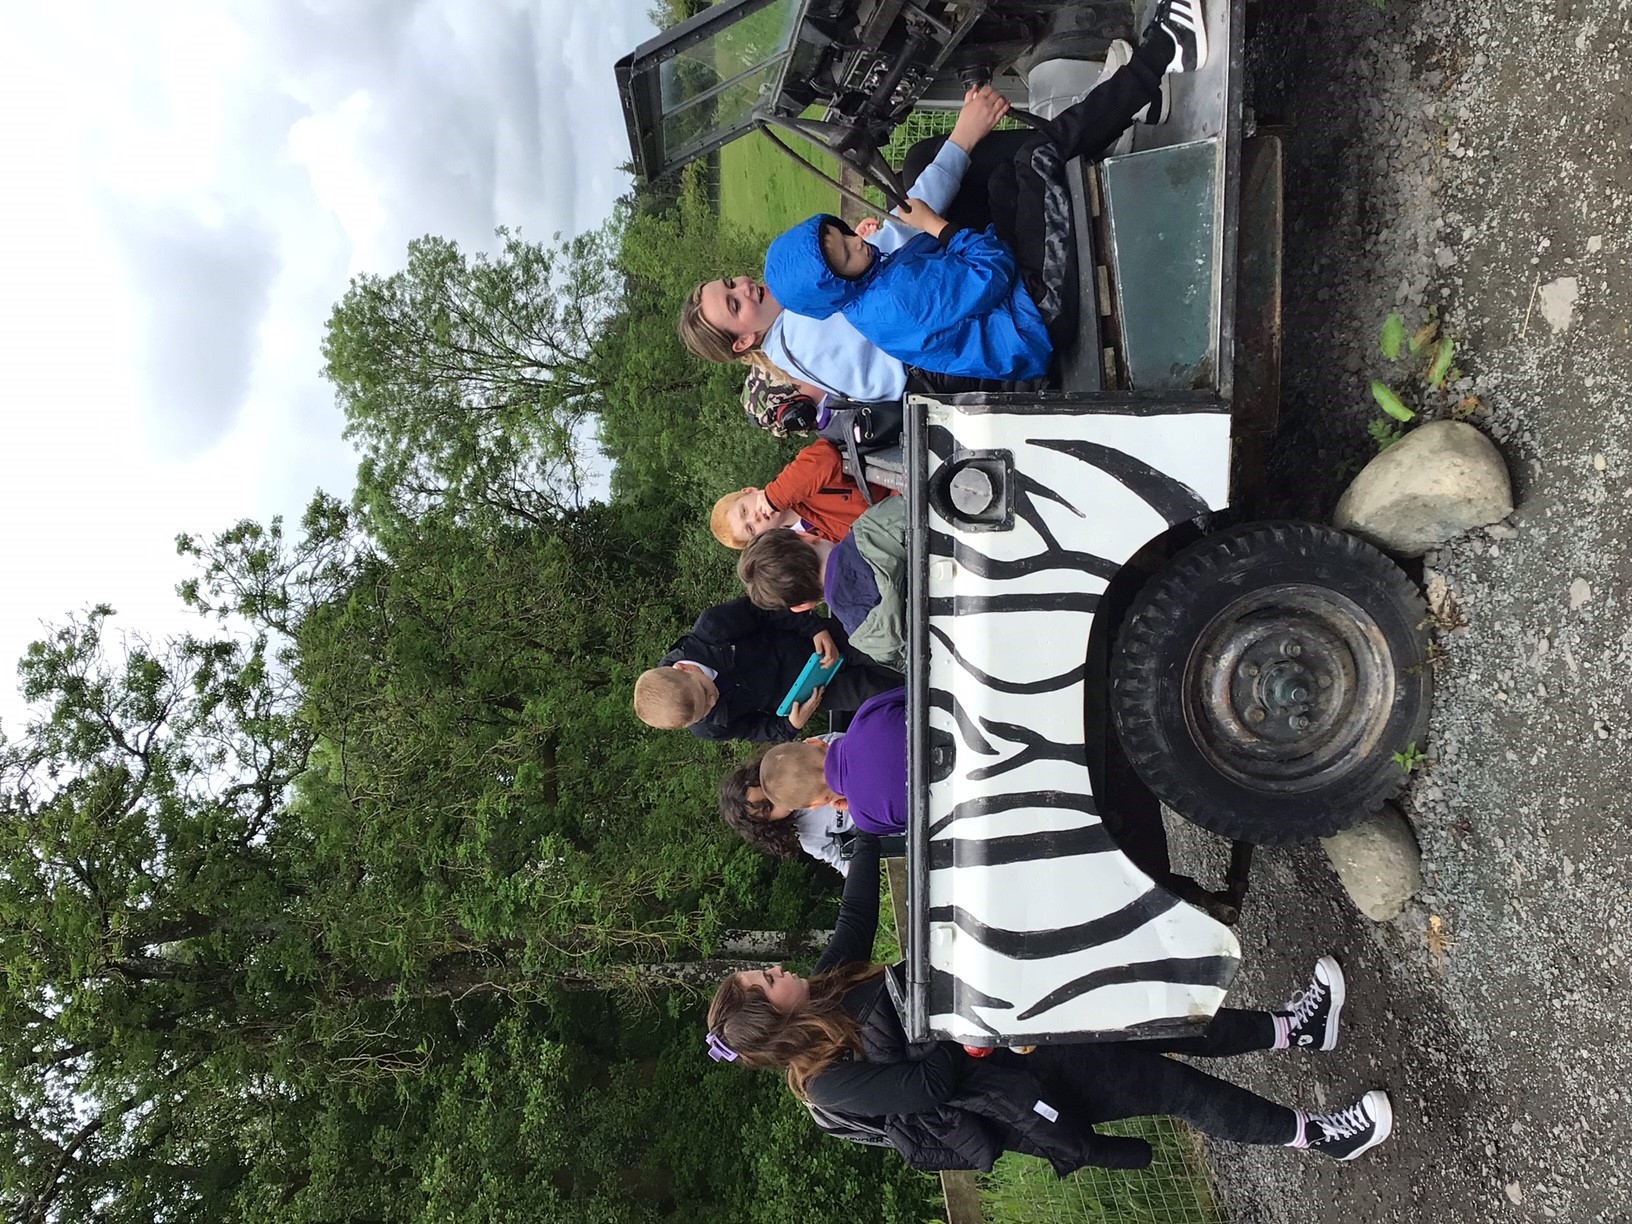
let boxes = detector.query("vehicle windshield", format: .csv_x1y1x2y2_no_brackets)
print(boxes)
653,0,803,164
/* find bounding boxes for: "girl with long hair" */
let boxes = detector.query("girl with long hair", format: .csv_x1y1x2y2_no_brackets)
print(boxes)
718,743,854,875
706,835,1396,1172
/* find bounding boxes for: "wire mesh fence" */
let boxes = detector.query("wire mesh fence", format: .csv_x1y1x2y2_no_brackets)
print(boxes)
980,1117,1220,1224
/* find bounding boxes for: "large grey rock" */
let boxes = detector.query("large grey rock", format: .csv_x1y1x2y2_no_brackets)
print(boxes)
1333,421,1513,556
1322,804,1423,922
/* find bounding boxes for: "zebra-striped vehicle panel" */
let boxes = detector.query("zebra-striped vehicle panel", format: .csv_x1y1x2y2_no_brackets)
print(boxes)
904,397,1241,1046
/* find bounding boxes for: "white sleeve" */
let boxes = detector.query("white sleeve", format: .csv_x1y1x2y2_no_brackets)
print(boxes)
869,139,972,254
796,805,850,876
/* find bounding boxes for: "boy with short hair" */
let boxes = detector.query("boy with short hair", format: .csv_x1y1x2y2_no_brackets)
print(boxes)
710,438,894,550
634,597,901,744
760,687,907,834
736,495,907,671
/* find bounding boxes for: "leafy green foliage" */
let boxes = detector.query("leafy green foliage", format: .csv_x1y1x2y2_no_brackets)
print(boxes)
1369,380,1415,423
1391,741,1427,774
0,174,935,1221
1427,336,1456,388
1378,313,1405,361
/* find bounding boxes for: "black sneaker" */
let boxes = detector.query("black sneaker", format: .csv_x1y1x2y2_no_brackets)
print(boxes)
1302,1091,1394,1161
1283,956,1346,1052
1146,0,1209,73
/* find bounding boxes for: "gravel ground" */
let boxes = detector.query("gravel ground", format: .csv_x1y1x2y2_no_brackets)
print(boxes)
1162,2,1632,1221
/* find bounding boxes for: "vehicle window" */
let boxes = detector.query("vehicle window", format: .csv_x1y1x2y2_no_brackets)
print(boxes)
657,0,802,157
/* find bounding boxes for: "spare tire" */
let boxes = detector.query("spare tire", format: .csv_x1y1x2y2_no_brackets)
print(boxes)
1109,522,1431,845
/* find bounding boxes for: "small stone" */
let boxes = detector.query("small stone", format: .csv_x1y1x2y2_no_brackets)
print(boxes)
1595,453,1608,471
1570,578,1593,610
1333,422,1516,556
1539,277,1580,333
1587,235,1603,254
1505,1182,1523,1205
1321,804,1423,922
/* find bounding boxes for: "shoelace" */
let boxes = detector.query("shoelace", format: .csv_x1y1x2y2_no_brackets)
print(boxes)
1313,1100,1369,1142
1286,977,1327,1029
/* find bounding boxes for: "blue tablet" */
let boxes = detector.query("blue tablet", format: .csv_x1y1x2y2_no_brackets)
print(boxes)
776,653,845,717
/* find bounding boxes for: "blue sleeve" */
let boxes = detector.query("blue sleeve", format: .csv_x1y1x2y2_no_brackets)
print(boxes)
928,226,1021,318
871,140,971,254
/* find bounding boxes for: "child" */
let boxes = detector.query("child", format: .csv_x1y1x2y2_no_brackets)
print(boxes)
710,438,894,550
705,835,1396,1172
736,497,907,671
759,687,906,834
719,744,854,876
761,0,1207,383
678,85,1015,400
634,597,901,743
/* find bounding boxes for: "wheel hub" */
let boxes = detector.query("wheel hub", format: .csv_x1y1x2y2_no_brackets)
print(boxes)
1185,585,1396,791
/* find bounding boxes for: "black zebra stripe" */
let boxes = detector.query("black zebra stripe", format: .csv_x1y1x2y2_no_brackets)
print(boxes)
929,530,1121,582
925,823,1118,871
1016,956,1240,1021
1030,437,1210,525
927,590,1101,617
928,625,1087,695
927,889,1182,960
929,689,1000,756
927,789,1098,838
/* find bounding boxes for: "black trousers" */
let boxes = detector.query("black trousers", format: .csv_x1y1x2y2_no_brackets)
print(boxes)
819,652,903,712
899,47,1164,346
994,1009,1299,1147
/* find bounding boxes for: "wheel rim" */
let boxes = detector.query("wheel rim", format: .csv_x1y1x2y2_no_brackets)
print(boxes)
1182,584,1398,793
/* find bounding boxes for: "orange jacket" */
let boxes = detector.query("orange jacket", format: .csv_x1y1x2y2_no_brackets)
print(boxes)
765,441,896,543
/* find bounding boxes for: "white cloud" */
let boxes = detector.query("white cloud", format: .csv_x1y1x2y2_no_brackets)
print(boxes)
0,0,657,730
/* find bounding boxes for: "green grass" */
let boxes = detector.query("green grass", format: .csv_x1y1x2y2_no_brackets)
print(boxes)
981,1118,1220,1224
717,130,840,234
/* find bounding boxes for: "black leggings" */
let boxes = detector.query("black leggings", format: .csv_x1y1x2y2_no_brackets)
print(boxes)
899,43,1165,340
820,653,904,711
996,1009,1299,1147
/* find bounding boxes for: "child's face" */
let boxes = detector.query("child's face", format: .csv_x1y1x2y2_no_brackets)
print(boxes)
727,489,796,544
820,223,875,280
699,275,780,350
745,785,793,821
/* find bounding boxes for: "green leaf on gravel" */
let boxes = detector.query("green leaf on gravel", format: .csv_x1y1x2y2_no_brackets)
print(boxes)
1370,380,1416,422
1428,336,1456,387
1380,313,1405,360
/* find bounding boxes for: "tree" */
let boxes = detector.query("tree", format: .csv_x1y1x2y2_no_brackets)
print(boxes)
324,225,622,530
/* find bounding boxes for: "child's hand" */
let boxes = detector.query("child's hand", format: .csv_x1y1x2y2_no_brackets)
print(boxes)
812,630,840,667
897,199,949,239
788,687,825,729
949,84,1009,153
854,217,883,239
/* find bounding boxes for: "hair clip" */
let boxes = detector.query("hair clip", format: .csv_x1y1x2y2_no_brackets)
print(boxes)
705,1032,738,1063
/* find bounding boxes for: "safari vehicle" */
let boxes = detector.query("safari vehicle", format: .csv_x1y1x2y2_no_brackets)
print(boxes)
616,0,1431,1048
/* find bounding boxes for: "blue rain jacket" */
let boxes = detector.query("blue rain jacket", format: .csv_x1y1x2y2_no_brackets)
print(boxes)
763,215,1052,383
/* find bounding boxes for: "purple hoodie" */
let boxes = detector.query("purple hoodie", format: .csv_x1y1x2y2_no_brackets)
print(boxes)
824,687,907,834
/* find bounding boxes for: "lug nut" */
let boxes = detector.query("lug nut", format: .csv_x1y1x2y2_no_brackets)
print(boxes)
1246,707,1267,724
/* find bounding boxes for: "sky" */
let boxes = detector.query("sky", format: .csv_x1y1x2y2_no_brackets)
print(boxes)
0,0,658,733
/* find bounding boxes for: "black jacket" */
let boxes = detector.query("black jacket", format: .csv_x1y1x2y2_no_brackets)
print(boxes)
658,598,832,743
803,839,1153,1174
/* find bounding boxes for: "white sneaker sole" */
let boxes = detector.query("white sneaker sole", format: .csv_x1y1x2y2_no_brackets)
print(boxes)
1339,1091,1394,1161
1316,955,1346,1052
